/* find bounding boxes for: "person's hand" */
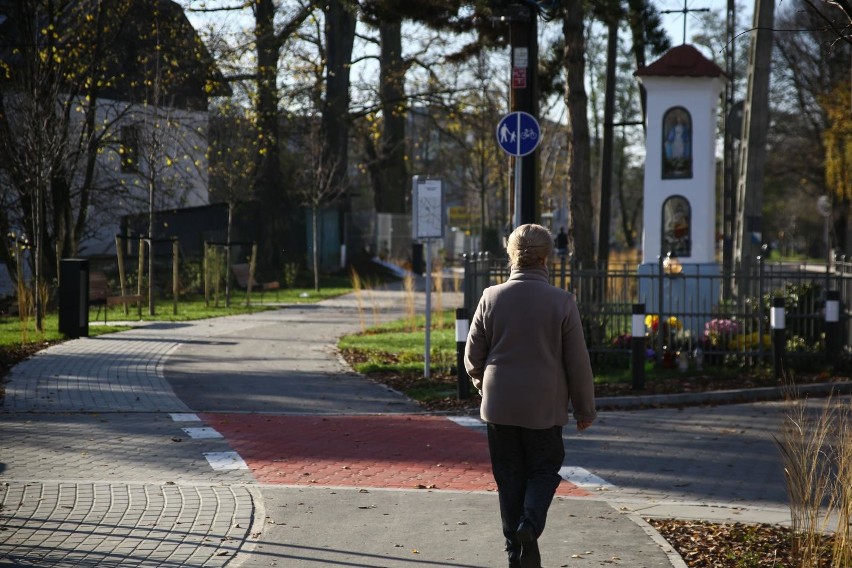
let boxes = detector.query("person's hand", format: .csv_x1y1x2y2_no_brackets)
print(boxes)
576,420,593,432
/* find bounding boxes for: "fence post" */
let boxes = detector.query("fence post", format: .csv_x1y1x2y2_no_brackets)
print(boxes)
462,253,472,315
632,303,646,390
757,247,767,362
455,308,471,400
172,238,179,316
657,254,665,365
826,290,840,370
771,296,786,381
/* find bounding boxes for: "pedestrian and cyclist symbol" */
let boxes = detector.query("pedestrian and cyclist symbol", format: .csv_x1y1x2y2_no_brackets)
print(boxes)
496,111,541,157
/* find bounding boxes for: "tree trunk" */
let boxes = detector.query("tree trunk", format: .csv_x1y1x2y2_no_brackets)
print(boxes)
253,0,300,268
254,0,283,212
322,0,356,196
375,18,408,214
597,20,618,269
562,0,596,265
312,206,320,291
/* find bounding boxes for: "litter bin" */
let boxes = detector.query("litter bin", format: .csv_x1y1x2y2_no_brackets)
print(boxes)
59,259,89,338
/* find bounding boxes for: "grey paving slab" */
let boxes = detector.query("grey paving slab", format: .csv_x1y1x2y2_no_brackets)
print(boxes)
163,308,421,414
237,486,678,568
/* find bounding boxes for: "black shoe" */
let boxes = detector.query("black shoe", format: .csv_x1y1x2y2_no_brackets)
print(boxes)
516,522,541,568
509,561,522,568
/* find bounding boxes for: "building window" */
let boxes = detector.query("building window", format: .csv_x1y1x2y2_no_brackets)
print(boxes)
121,125,140,173
662,107,692,179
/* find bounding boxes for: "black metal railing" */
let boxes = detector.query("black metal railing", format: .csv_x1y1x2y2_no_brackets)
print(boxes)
462,252,852,372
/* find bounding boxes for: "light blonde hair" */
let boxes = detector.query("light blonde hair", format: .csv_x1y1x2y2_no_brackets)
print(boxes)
507,224,554,268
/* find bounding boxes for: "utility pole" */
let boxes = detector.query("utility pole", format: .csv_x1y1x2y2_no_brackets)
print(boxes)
722,0,738,298
506,3,538,226
734,0,774,278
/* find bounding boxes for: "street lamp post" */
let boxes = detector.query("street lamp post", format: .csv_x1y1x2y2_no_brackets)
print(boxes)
501,3,538,226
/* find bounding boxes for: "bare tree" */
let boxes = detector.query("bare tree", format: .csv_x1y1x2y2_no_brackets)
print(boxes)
0,0,92,330
297,120,348,291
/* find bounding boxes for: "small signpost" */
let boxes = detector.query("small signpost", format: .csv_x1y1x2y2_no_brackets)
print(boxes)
496,111,541,227
412,176,444,379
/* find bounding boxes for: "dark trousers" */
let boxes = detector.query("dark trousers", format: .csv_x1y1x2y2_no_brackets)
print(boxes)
487,423,565,559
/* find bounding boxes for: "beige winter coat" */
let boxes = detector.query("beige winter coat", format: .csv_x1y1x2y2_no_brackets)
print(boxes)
464,266,597,429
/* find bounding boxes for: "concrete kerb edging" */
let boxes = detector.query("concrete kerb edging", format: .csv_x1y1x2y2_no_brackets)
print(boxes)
394,381,852,417
597,381,852,410
232,484,267,568
623,511,690,568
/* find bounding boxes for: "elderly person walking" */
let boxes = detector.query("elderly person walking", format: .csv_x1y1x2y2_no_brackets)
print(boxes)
464,223,596,568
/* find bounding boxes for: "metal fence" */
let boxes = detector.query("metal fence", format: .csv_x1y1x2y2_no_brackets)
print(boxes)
463,252,852,372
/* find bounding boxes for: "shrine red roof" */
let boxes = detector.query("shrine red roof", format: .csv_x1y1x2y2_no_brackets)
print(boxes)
634,44,727,79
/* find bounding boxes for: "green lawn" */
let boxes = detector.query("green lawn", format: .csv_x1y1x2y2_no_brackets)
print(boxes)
0,287,352,349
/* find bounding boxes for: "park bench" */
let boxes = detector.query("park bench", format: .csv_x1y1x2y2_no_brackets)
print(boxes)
231,263,280,300
88,271,143,323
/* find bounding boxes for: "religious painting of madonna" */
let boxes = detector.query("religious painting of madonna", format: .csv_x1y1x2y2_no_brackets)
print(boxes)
662,107,692,179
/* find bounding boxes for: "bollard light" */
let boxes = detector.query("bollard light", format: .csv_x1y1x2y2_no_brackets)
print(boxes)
631,308,645,338
771,296,786,380
771,298,786,330
455,308,471,400
631,303,646,390
826,292,840,323
825,290,841,371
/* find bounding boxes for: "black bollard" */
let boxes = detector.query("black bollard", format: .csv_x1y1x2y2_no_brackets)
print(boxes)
771,296,786,381
631,303,646,390
826,290,841,371
455,308,471,400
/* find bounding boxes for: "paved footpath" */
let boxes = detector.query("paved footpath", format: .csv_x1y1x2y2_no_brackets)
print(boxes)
0,286,820,567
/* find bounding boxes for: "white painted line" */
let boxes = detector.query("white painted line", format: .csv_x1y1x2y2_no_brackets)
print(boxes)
182,427,223,439
447,416,485,428
170,413,201,422
204,451,249,470
446,417,613,491
559,466,615,489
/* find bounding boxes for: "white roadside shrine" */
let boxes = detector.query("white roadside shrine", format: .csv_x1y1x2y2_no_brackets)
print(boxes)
634,44,729,331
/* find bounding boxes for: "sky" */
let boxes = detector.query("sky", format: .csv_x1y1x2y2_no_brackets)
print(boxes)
654,0,754,47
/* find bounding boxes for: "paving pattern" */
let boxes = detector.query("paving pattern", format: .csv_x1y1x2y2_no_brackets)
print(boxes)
0,482,254,567
201,413,590,496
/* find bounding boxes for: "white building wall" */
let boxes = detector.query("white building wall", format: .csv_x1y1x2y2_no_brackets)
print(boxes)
79,98,210,256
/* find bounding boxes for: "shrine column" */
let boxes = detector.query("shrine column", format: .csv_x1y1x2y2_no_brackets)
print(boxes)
634,45,728,330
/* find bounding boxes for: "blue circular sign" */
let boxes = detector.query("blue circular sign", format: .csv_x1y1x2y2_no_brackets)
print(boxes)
496,111,541,157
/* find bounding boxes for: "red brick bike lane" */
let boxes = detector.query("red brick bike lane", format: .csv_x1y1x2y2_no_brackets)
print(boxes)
201,414,588,496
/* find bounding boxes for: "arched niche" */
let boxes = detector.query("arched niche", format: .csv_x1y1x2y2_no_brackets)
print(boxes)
661,195,691,257
662,107,692,179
